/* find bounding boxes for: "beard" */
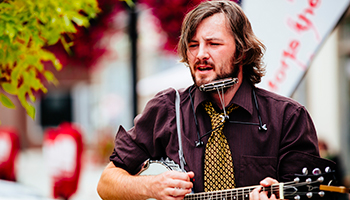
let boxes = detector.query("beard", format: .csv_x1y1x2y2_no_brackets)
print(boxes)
191,54,240,88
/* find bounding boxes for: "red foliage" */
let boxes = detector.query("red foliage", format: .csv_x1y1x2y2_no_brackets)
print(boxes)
139,0,204,53
139,0,240,53
46,0,126,69
46,0,241,69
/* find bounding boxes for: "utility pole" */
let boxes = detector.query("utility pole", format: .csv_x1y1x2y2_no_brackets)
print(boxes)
129,0,138,119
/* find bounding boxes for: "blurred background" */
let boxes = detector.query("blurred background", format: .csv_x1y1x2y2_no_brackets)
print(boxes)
1,0,350,199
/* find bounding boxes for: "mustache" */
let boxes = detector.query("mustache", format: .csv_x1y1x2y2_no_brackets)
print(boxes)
194,60,215,68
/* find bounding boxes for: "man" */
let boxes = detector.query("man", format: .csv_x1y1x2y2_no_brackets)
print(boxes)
97,1,334,200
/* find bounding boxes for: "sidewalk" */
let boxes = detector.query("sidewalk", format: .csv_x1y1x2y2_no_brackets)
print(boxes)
16,148,105,200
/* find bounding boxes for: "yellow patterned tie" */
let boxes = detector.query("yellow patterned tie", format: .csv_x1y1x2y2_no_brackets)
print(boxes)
203,101,238,192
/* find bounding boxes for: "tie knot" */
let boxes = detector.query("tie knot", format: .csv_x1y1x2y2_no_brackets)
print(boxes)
202,101,238,124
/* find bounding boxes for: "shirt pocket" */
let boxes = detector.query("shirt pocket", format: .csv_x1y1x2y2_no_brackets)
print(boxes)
239,155,278,187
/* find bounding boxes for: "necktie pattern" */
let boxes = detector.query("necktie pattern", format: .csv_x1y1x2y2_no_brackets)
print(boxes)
203,101,238,192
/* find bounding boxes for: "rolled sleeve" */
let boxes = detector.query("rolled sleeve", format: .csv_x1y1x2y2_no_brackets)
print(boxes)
109,88,177,175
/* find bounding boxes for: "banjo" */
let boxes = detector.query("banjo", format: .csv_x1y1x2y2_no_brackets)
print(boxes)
138,159,349,200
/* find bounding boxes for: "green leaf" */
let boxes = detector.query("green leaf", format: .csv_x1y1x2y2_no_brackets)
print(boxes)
72,15,88,27
47,33,60,45
36,62,44,71
28,89,36,102
0,3,13,9
40,50,56,61
41,50,62,71
25,103,35,119
60,37,73,55
31,33,45,47
5,23,15,41
63,15,76,32
123,0,135,8
0,13,13,22
2,82,17,95
24,55,40,69
17,33,31,45
10,66,21,86
17,85,28,106
44,70,59,86
0,24,4,37
0,93,16,109
53,59,63,71
17,84,35,119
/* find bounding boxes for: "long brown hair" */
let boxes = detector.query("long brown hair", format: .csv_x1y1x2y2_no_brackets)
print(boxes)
178,0,266,85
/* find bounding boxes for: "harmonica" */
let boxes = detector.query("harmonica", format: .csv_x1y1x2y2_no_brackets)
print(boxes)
198,78,238,92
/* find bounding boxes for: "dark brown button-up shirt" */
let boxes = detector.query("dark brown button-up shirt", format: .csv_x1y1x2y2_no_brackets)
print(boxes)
110,79,325,192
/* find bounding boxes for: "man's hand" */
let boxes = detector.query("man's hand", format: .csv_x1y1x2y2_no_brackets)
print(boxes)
250,177,279,200
97,162,194,200
149,170,195,200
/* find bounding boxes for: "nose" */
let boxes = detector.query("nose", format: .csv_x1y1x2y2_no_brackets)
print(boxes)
196,44,209,61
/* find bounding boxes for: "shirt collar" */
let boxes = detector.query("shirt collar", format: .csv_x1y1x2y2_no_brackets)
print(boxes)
192,78,254,116
231,78,254,115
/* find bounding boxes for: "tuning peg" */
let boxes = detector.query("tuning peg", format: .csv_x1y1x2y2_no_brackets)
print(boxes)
306,178,312,184
318,191,325,197
306,192,313,198
312,168,321,175
294,195,301,200
325,166,331,173
302,167,308,175
294,177,300,183
317,176,324,183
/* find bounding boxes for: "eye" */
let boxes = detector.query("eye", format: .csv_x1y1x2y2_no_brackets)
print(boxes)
210,43,220,46
188,43,198,48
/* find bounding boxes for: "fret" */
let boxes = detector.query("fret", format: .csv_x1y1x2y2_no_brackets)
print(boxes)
247,187,252,200
270,185,273,196
184,184,281,200
235,188,238,200
245,187,249,200
210,190,213,199
244,192,249,199
230,188,237,200
213,190,217,200
279,183,284,199
230,189,234,200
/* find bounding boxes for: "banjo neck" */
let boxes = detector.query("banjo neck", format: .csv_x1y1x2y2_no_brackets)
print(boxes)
184,185,281,200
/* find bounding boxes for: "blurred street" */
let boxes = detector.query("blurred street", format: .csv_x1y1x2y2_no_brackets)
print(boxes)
1,1,350,199
15,148,105,200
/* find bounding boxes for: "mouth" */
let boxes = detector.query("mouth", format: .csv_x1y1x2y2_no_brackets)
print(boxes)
196,65,213,72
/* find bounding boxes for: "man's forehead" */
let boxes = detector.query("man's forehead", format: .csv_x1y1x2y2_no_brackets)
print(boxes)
190,13,233,41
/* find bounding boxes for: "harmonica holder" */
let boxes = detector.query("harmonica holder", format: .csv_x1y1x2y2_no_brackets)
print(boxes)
198,78,238,92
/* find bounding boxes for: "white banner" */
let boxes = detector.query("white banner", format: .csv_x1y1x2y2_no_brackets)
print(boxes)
242,0,350,96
